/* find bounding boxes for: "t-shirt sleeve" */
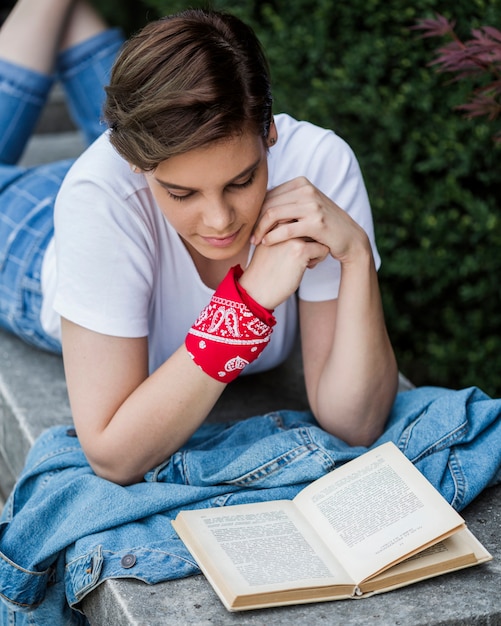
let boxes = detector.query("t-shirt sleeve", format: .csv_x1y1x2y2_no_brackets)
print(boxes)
53,170,156,338
271,116,380,302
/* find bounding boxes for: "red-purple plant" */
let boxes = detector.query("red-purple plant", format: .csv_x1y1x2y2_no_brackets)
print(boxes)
413,13,501,141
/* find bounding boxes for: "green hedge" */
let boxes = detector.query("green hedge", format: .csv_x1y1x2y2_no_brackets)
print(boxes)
100,0,501,396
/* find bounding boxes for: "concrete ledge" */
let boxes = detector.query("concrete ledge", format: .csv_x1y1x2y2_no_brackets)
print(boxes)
20,131,85,168
1,329,500,625
34,84,77,135
0,332,71,490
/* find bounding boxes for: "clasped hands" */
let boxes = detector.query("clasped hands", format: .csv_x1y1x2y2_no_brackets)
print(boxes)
239,176,368,310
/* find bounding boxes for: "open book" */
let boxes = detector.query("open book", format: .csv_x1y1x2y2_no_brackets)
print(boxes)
172,442,492,611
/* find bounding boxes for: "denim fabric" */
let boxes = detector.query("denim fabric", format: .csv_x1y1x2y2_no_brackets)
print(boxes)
55,28,124,145
0,28,123,166
0,60,54,167
0,29,124,352
0,386,500,625
0,160,71,352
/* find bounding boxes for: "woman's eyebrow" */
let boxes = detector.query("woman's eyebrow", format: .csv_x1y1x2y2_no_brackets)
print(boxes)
153,157,262,191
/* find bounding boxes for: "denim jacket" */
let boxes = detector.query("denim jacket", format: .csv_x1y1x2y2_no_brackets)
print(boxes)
1,386,500,625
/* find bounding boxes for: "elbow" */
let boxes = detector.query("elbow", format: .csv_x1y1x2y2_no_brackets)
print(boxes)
313,383,397,448
89,460,144,486
76,428,152,485
84,449,146,486
344,366,399,447
314,409,387,448
340,421,386,448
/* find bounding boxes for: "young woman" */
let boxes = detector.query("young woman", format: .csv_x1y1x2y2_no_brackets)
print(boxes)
0,0,398,486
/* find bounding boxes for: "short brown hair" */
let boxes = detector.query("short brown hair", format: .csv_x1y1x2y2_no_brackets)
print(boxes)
103,9,273,170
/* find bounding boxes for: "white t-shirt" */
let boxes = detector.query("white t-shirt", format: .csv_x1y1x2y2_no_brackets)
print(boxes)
42,113,380,374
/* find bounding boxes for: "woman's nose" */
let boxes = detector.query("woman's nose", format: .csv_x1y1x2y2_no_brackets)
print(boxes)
203,197,234,232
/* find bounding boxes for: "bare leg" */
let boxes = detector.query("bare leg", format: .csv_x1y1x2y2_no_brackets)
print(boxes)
60,0,108,51
0,0,105,75
0,0,76,73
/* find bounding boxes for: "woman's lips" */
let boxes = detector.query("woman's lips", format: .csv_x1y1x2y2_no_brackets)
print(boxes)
201,228,241,248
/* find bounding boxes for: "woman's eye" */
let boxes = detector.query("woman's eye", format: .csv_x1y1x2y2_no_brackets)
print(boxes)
167,190,192,202
230,172,256,190
163,171,256,200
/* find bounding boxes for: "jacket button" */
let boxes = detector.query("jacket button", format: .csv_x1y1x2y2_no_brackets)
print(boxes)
121,554,136,569
66,428,77,437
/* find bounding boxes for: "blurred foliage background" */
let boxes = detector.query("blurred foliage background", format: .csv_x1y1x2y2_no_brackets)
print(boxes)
94,0,501,396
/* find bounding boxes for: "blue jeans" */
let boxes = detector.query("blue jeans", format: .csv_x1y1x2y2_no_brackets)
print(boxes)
0,28,124,352
1,386,500,625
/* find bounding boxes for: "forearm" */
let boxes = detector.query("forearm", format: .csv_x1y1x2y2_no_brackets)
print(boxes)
71,345,226,485
64,263,277,485
307,248,398,446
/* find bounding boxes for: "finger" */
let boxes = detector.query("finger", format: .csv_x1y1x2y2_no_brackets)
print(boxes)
251,208,296,244
303,241,330,267
265,176,311,200
253,200,312,243
259,209,327,246
275,237,329,267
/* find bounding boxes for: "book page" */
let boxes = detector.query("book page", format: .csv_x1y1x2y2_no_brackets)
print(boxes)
359,528,491,593
172,500,355,598
293,442,465,583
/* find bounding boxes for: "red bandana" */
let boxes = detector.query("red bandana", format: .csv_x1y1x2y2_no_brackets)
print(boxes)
185,265,276,382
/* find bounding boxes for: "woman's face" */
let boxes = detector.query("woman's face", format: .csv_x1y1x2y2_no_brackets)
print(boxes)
143,129,276,264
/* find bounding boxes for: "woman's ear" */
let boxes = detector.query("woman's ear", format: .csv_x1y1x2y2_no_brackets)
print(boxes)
267,119,278,147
